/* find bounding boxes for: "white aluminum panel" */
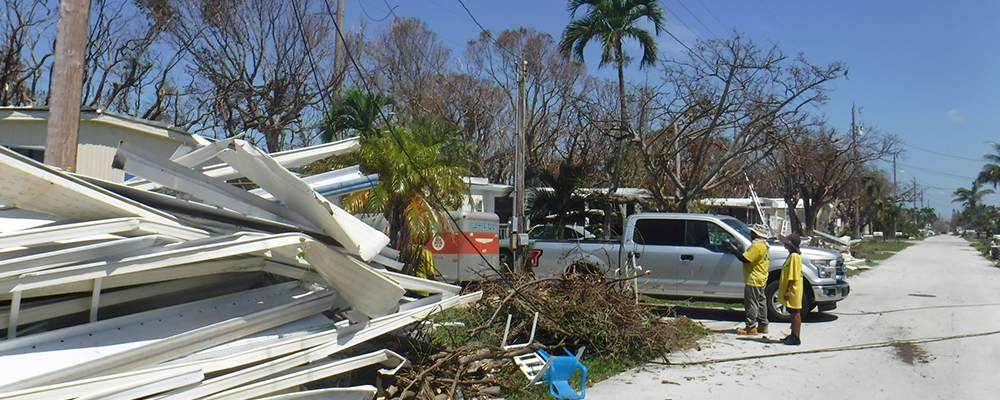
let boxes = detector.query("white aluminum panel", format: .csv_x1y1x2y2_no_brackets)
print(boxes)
255,386,377,400
0,282,335,391
0,218,208,250
0,146,176,224
218,140,389,261
200,350,403,400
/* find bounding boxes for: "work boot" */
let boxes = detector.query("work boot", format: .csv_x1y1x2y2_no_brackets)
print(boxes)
737,326,757,335
782,335,801,345
757,325,769,334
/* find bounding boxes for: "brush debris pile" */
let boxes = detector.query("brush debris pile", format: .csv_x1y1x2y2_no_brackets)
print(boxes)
382,274,702,399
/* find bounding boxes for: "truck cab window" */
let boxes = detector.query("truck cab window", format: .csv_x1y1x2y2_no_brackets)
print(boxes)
683,220,734,252
633,219,684,246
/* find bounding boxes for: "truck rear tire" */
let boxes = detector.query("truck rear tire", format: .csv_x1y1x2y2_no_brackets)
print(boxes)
499,248,513,272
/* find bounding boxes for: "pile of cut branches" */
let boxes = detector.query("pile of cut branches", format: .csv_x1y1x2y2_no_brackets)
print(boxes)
383,273,704,399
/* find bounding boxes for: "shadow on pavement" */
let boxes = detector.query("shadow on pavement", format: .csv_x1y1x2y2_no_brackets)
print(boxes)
658,306,840,324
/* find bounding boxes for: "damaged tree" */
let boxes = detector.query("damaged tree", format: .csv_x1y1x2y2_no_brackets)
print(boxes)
641,34,845,212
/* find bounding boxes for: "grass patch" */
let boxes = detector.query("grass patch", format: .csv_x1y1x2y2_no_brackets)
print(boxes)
853,240,914,266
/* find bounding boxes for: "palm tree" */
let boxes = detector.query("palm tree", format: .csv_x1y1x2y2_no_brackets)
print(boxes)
559,0,665,139
559,0,665,237
320,88,395,142
340,117,472,277
526,161,603,239
953,182,994,221
976,141,1000,188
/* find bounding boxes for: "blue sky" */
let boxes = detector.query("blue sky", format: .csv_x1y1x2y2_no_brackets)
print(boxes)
350,0,1000,215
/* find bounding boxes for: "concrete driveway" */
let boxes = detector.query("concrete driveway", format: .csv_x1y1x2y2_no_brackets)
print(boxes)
586,235,1000,399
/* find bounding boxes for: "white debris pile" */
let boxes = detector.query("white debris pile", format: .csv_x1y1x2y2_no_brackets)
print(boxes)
0,140,481,400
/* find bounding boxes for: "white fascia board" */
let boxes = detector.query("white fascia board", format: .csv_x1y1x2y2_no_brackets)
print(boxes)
0,235,182,280
0,258,266,301
0,283,335,392
255,386,377,400
200,350,404,400
0,367,205,400
0,146,177,224
114,141,320,230
72,368,204,400
377,269,461,295
299,240,404,318
0,218,208,249
0,233,301,293
155,291,482,379
0,275,236,329
127,138,361,191
202,137,361,182
218,140,389,261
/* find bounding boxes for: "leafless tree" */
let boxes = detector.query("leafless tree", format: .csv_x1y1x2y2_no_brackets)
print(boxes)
762,122,901,234
83,0,191,123
640,34,845,212
166,0,342,152
0,0,56,106
465,28,603,184
360,17,451,118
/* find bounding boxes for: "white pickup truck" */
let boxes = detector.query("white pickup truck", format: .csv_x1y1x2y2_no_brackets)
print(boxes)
528,213,851,321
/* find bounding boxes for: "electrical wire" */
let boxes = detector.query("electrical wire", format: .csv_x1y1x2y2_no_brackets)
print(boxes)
902,142,987,163
674,0,719,41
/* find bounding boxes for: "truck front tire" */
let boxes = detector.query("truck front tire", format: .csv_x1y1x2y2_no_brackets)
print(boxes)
764,280,814,322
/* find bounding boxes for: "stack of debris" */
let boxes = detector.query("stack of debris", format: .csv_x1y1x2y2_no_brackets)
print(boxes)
0,137,482,400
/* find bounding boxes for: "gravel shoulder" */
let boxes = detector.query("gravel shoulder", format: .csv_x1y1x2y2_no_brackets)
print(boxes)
586,235,1000,399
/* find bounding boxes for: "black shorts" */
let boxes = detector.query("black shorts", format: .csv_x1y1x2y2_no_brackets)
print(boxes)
787,308,801,315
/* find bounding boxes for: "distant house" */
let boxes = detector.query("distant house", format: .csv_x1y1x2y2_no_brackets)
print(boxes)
0,106,202,182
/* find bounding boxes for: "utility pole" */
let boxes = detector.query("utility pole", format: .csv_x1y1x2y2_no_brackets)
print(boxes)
851,103,860,239
893,154,897,197
331,0,346,99
44,0,91,171
513,56,527,273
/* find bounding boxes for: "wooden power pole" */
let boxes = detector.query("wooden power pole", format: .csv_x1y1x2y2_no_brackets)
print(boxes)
331,0,346,99
513,56,527,273
45,0,91,171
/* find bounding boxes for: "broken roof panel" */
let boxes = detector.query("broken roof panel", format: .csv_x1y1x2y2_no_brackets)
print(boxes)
216,140,390,261
0,147,178,225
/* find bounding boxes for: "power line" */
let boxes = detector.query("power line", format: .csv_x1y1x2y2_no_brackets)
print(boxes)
356,0,395,22
902,142,986,163
897,162,976,182
674,0,719,41
694,0,728,33
753,0,801,50
661,4,704,43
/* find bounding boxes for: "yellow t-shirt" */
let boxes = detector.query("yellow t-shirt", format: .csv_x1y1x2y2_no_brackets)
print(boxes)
742,241,769,287
778,253,804,309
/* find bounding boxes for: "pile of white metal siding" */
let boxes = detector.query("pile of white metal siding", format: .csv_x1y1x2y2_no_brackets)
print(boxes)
0,138,481,400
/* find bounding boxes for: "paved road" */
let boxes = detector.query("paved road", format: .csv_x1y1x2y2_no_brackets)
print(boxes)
586,235,1000,399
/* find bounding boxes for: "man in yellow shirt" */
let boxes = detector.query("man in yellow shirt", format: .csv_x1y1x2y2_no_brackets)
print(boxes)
778,233,803,345
726,228,770,335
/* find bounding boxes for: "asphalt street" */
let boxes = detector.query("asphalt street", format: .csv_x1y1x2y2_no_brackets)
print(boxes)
586,235,1000,399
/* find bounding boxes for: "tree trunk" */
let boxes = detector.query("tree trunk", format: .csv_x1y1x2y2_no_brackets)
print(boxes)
603,47,628,238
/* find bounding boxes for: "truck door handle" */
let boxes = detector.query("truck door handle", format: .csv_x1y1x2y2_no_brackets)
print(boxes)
680,254,694,261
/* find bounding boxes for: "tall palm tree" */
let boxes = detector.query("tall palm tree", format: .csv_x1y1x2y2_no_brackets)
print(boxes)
559,0,665,139
976,141,1000,188
559,0,665,236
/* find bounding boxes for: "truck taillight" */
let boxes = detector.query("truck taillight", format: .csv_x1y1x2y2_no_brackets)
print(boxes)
529,249,543,267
